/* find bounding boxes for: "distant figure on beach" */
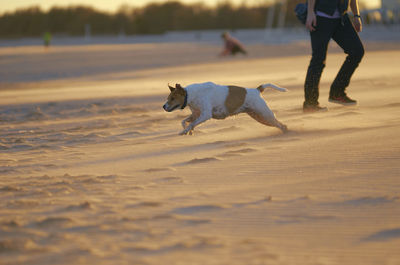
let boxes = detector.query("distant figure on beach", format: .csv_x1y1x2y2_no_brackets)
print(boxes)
219,32,247,56
43,31,52,48
303,0,364,112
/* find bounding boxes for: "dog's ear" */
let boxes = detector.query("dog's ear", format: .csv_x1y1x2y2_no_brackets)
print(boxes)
168,84,175,92
175,84,186,95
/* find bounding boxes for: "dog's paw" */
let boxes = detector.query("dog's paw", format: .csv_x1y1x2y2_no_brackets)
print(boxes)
179,128,194,135
179,130,188,135
281,124,288,133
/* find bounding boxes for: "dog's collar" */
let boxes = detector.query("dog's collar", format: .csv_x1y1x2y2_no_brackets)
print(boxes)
181,91,188,109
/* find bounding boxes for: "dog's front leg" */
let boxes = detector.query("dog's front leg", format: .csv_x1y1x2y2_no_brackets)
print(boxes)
179,111,211,135
181,115,195,129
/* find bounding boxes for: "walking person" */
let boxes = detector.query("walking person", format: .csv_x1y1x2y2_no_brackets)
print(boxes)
303,0,364,112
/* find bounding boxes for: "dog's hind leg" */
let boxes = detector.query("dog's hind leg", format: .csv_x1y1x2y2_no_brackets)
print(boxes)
247,110,287,132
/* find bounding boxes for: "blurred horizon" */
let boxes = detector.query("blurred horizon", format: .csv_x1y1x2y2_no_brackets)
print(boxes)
0,0,382,15
0,0,391,40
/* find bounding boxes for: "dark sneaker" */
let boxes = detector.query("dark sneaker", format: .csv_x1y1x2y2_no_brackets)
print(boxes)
329,95,357,105
303,103,328,113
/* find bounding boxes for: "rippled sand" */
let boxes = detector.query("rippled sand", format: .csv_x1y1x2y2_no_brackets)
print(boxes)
1,42,400,265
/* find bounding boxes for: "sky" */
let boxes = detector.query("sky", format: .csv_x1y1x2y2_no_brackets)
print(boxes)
0,0,382,14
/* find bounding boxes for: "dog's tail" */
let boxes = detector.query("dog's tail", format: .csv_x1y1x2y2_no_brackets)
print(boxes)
257,83,287,93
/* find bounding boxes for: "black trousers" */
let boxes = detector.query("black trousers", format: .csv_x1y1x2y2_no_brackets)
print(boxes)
304,13,364,105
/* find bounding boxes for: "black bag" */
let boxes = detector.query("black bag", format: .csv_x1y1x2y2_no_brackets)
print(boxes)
295,3,307,24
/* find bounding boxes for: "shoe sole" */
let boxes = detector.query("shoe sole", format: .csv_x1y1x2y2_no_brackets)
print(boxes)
328,99,357,106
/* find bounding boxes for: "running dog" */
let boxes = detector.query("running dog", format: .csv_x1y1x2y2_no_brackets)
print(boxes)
163,82,287,135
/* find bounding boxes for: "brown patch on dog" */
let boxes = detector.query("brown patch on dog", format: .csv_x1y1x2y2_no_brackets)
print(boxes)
225,86,247,114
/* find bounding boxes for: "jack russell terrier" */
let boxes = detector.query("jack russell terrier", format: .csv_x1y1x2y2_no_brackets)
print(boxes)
163,82,287,135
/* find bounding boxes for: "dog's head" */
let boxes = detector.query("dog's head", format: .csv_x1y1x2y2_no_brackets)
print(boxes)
163,83,187,112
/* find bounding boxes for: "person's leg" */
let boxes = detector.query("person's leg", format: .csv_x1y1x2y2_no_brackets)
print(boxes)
231,45,247,55
231,45,239,55
330,14,364,99
304,17,338,107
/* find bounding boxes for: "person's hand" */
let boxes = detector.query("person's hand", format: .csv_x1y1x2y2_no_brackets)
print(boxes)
353,16,362,32
306,11,317,32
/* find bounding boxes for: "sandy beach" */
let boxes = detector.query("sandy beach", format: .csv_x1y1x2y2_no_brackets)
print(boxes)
1,38,400,265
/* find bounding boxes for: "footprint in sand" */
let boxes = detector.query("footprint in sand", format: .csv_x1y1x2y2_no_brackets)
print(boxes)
154,176,184,184
0,144,9,150
362,228,400,242
64,201,93,211
144,167,175,173
0,238,44,253
0,185,24,192
126,236,223,254
175,157,221,167
218,148,258,158
223,142,248,148
171,204,227,215
214,126,242,133
275,214,335,224
0,219,22,228
7,200,39,209
127,201,163,208
34,217,74,227
339,196,399,206
180,217,211,225
232,196,272,208
187,157,220,164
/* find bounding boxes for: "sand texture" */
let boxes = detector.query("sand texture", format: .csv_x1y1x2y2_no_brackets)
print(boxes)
1,41,400,265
